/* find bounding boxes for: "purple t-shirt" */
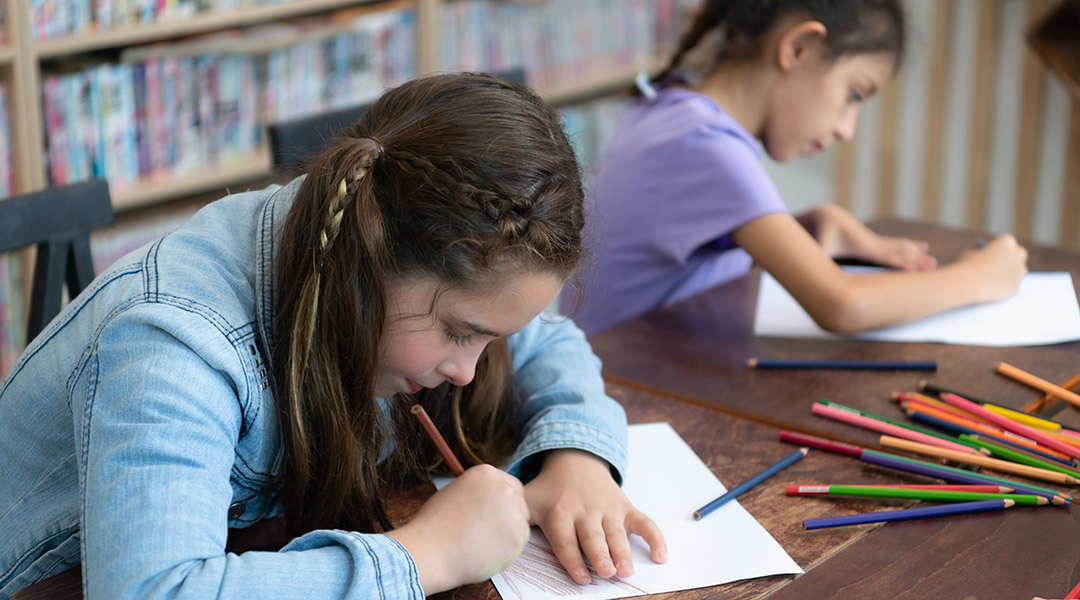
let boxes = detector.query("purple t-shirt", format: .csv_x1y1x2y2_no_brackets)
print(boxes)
561,86,788,336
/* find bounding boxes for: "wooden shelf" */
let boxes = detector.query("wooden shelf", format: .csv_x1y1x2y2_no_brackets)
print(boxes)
540,61,661,105
34,0,387,58
112,150,272,212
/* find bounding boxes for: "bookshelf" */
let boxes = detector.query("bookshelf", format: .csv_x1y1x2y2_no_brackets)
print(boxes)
0,0,695,373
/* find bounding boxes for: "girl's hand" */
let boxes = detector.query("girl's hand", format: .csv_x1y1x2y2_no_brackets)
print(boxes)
804,204,936,271
524,449,668,585
859,234,937,272
388,464,530,594
958,233,1028,302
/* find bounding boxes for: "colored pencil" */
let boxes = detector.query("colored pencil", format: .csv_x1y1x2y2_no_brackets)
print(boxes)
818,399,985,450
941,393,1080,460
803,499,1015,530
960,434,1080,479
1025,370,1080,413
982,403,1061,431
786,484,1049,505
996,362,1080,409
779,430,864,457
747,357,936,371
860,449,1070,502
411,404,465,476
693,447,808,520
879,435,1080,485
905,404,1074,463
812,402,982,455
1066,576,1080,600
918,380,992,406
895,391,992,424
786,484,1014,494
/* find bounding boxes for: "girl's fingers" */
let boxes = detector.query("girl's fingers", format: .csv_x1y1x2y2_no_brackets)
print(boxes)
626,510,668,564
602,516,634,578
544,518,593,585
576,518,616,579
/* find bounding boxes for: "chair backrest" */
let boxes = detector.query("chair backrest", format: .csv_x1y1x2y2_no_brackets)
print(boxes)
0,179,114,342
266,68,529,174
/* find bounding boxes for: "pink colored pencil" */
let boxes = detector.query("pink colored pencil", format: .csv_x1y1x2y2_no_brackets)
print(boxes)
941,393,1080,461
785,484,1012,495
811,402,982,455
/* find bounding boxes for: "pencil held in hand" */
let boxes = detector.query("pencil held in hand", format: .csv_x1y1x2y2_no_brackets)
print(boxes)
411,404,465,476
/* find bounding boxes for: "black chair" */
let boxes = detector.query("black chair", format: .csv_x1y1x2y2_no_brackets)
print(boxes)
0,179,114,344
266,68,529,174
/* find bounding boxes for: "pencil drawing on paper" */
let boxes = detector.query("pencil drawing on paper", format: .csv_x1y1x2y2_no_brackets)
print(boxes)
498,539,648,599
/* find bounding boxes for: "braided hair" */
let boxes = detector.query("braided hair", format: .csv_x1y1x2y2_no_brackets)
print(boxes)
272,73,584,535
637,0,906,94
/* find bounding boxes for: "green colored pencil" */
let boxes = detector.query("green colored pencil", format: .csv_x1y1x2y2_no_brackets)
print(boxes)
806,484,1052,506
960,434,1080,479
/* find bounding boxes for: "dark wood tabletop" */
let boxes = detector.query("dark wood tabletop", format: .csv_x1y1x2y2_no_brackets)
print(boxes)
589,217,1080,447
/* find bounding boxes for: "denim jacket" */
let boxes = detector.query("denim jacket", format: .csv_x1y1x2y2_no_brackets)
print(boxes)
0,178,628,600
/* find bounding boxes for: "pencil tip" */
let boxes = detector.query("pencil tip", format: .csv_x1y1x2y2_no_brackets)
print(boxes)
800,446,809,455
692,512,702,521
1003,499,1016,508
746,357,757,368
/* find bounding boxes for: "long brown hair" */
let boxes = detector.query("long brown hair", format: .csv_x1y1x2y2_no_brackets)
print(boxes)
271,73,585,535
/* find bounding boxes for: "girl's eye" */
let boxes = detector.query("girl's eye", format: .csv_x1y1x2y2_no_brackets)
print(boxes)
849,89,865,103
446,328,473,347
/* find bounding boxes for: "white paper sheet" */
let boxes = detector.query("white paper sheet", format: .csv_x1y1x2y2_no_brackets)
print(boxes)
753,270,1080,346
438,422,802,600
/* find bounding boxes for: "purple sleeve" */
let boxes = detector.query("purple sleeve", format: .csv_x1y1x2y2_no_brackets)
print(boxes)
648,122,789,265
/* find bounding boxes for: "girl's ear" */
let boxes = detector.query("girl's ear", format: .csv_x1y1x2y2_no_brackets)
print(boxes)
776,20,828,71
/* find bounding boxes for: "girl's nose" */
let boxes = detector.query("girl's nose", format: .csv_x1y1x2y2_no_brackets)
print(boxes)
438,351,479,387
835,106,860,143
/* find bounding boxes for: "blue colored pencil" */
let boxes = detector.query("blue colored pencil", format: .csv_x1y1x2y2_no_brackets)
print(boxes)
908,409,1074,466
803,498,1015,530
746,357,937,371
693,447,808,520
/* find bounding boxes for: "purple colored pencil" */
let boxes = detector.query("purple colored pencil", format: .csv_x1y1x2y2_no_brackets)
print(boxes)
860,450,1063,502
804,498,1015,530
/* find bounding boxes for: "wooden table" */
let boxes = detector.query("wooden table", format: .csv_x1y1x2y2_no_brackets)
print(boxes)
589,218,1080,448
585,218,1080,598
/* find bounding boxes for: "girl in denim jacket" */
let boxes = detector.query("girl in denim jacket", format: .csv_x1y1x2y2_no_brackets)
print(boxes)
0,73,667,599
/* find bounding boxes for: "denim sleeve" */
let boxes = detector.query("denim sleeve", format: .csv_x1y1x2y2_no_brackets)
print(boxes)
503,313,628,484
73,305,423,600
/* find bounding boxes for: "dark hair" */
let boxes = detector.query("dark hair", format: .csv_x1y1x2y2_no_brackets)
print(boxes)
640,0,906,94
271,72,585,535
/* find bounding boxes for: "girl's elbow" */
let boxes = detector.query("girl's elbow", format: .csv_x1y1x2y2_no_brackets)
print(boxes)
805,292,875,335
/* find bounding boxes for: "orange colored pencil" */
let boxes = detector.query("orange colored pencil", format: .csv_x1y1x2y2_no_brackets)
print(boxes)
1024,370,1080,413
879,435,1080,486
893,392,990,423
996,362,1080,409
411,404,465,476
942,393,1080,461
905,403,1073,461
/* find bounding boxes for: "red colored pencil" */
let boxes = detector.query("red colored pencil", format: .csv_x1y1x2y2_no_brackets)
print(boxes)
779,430,864,457
411,404,465,476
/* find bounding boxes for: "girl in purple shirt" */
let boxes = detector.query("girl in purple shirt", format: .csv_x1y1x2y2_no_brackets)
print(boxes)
564,0,1027,336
